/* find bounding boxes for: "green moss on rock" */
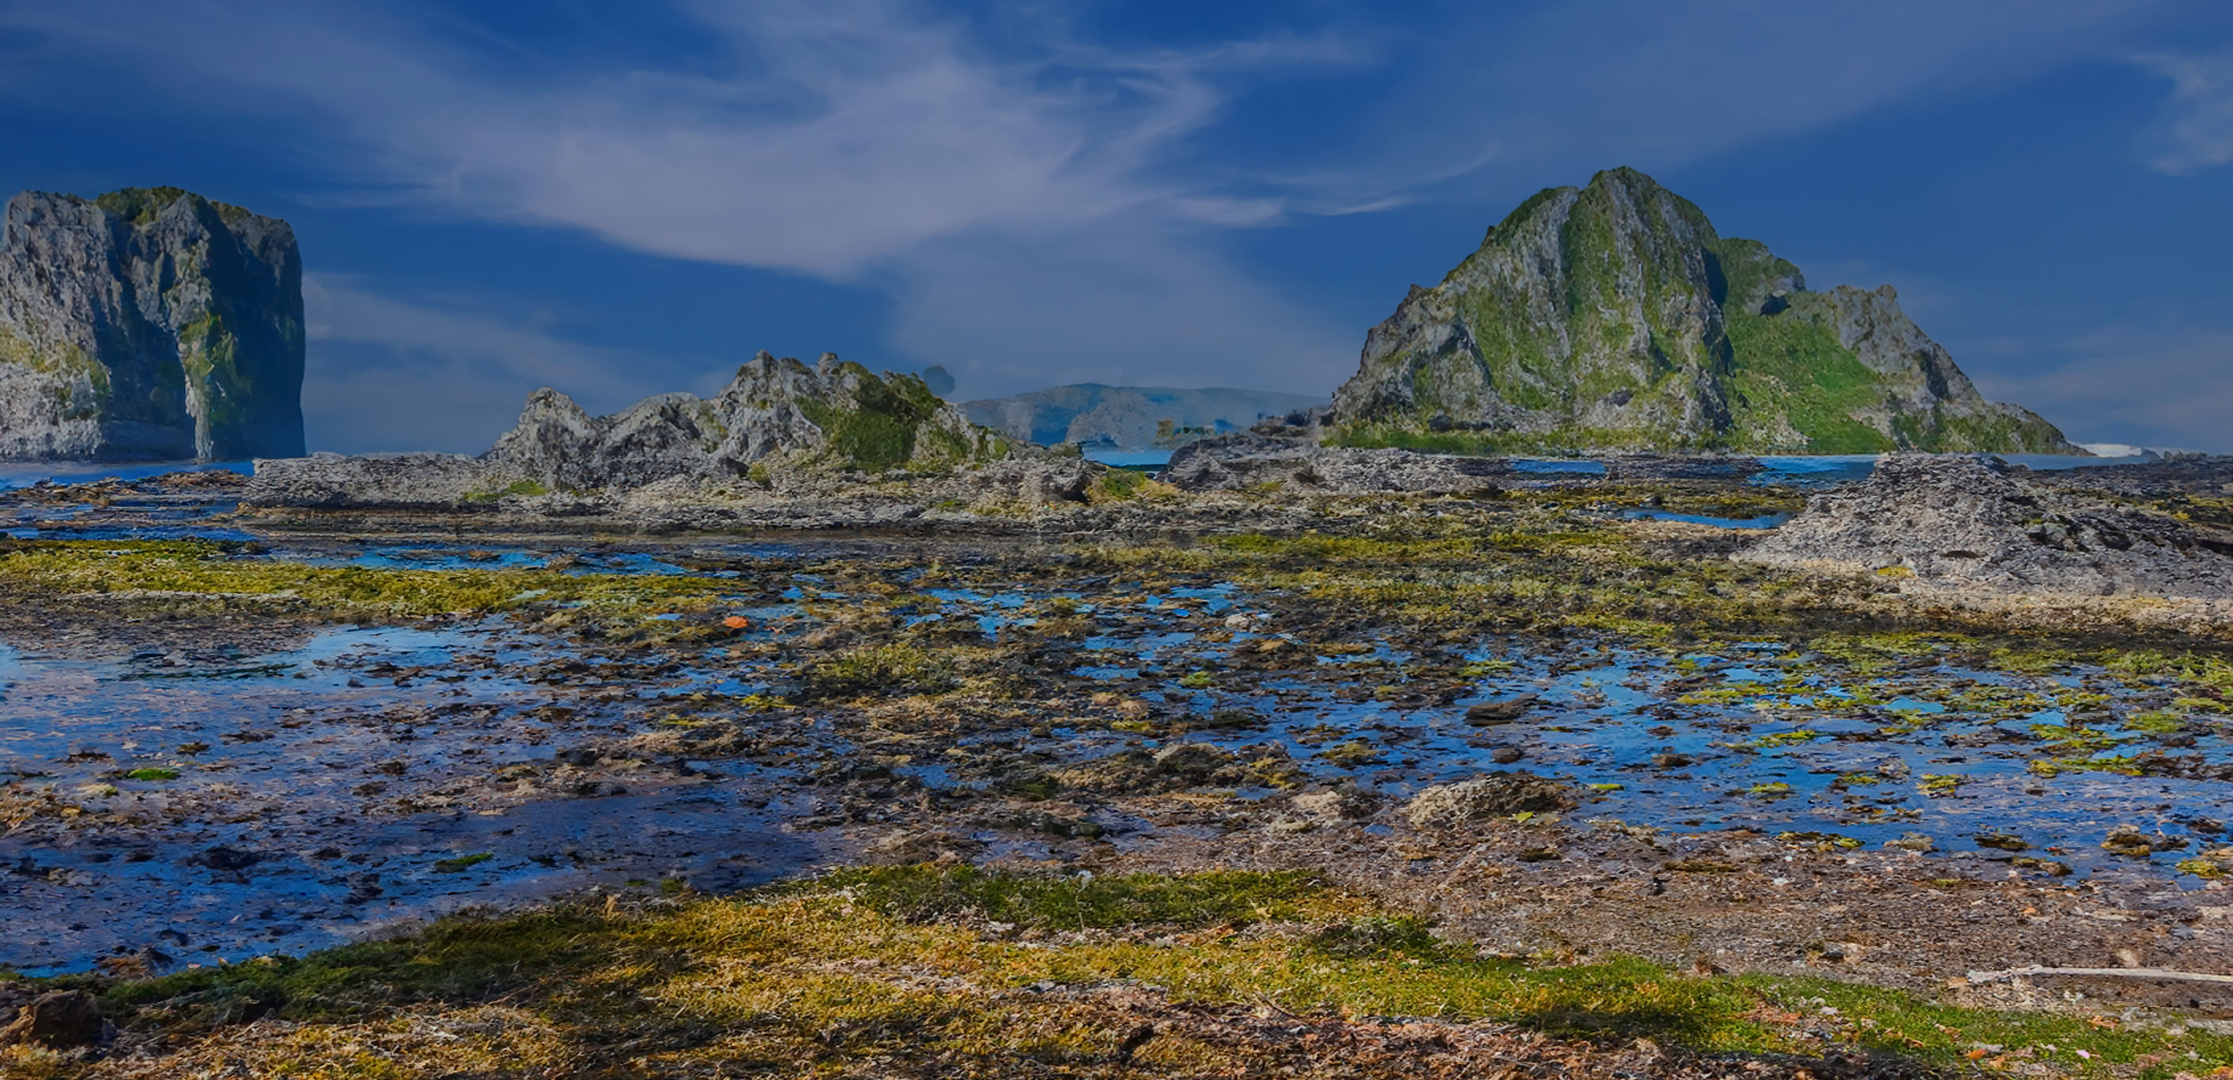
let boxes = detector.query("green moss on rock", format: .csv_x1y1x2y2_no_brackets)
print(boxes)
1330,168,2078,455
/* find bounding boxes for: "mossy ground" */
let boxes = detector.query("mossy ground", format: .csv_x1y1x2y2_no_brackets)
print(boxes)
7,867,2224,1077
9,487,2233,1075
0,539,741,637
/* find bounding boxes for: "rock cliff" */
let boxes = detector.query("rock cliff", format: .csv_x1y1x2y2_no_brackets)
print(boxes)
0,187,304,460
1329,168,2077,455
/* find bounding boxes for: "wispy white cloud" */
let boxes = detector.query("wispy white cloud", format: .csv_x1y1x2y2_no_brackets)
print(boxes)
0,0,1333,275
1973,324,2233,452
891,214,1354,398
2138,48,2233,173
0,0,1369,412
1277,0,2163,208
0,0,2198,434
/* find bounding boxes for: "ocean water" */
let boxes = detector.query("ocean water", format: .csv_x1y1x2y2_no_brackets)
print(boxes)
0,461,254,491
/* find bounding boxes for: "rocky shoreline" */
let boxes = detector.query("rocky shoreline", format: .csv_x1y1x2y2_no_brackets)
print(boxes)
7,444,2233,1074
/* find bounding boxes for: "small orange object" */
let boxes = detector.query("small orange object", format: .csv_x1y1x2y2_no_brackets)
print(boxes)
723,615,750,630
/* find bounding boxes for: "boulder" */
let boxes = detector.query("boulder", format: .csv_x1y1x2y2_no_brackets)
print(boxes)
1404,772,1575,828
1737,454,2233,600
0,990,103,1049
1464,694,1539,725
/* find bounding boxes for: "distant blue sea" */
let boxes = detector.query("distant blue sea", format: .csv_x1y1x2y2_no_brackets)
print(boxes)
0,451,2159,489
0,460,254,491
1086,447,2164,481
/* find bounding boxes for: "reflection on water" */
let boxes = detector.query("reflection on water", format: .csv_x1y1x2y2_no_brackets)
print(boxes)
0,622,824,974
1621,509,1792,529
5,574,2229,972
1037,591,2233,884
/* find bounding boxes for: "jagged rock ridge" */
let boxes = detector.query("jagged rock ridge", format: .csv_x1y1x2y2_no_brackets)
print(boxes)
0,187,304,460
1330,168,2077,455
248,352,1025,508
490,351,1012,489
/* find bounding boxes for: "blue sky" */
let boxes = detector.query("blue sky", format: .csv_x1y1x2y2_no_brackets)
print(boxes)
2,0,2230,453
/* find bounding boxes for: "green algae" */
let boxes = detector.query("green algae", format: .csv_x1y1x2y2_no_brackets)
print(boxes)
0,540,739,620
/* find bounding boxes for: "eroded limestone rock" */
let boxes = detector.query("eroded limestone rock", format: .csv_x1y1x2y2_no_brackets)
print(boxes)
1161,433,1507,494
0,187,303,460
247,351,1028,509
1737,454,2233,600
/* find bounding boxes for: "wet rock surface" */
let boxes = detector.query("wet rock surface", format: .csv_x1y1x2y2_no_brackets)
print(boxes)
6,456,2233,1027
1403,772,1577,826
1,530,2229,991
1740,453,2233,600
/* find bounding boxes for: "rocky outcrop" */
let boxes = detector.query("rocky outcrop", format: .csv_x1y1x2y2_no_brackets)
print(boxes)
0,187,304,460
1737,454,2233,600
1161,433,1507,494
489,351,1010,490
247,352,1026,510
964,384,1325,448
1600,455,1764,482
1330,168,2077,456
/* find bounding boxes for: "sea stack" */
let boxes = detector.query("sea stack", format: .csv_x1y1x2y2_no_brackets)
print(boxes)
0,186,305,461
1330,167,2078,455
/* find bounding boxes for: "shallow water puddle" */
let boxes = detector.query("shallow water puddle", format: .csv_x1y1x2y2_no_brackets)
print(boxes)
1047,625,2233,883
1620,508,1793,529
0,623,828,974
8,566,2233,973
